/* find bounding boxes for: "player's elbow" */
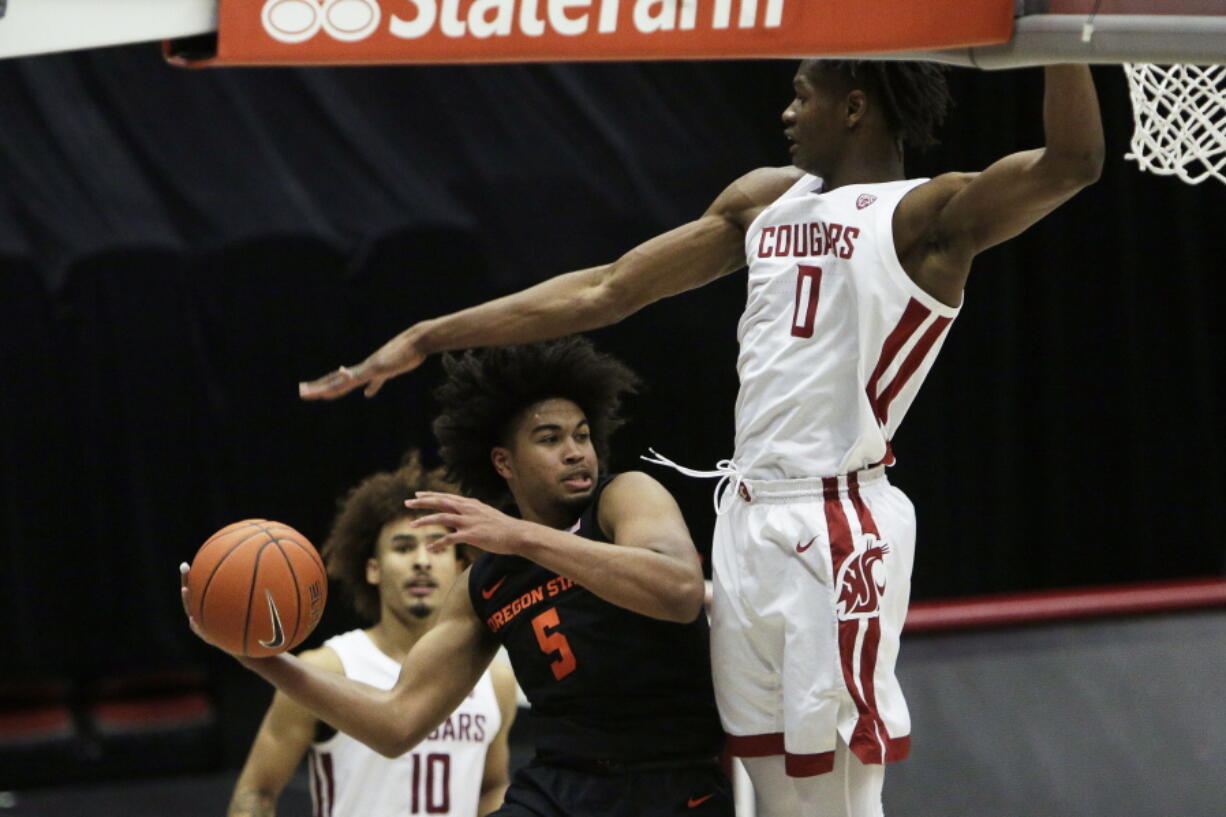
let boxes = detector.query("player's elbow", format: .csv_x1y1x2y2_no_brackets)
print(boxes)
1043,145,1104,190
371,718,423,758
661,574,706,623
1070,147,1104,185
374,733,414,758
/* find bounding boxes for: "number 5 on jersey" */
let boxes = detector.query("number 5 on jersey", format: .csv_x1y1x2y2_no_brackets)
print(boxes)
531,607,577,680
792,264,823,338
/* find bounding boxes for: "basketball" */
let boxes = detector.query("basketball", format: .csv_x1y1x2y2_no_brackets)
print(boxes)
187,519,327,657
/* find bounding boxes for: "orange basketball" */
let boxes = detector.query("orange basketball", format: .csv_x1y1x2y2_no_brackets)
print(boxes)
187,519,327,657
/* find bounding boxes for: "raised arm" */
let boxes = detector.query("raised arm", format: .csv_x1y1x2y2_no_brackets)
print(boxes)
299,167,802,400
406,471,705,623
184,567,498,759
896,65,1104,306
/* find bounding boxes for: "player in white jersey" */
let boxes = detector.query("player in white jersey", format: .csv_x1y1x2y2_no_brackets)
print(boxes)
299,61,1104,817
226,453,518,817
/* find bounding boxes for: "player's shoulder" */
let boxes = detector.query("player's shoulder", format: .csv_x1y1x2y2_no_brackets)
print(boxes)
732,165,807,205
600,470,671,502
902,172,979,211
709,166,807,223
595,471,681,528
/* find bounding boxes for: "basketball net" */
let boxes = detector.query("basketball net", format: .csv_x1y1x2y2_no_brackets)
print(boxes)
1123,63,1226,186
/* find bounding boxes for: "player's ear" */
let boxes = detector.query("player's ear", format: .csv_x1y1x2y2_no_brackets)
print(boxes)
491,446,514,480
845,89,868,129
365,557,380,586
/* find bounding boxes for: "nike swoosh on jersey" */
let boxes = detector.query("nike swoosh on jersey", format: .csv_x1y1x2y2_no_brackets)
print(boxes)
796,536,818,553
258,589,285,649
481,575,508,599
687,794,715,808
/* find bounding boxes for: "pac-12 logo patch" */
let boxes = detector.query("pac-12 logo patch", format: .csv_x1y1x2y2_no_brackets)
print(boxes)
856,194,877,210
835,535,890,620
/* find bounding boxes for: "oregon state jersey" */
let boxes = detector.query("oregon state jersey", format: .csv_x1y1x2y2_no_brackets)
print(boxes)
308,629,501,817
735,174,960,479
468,474,722,762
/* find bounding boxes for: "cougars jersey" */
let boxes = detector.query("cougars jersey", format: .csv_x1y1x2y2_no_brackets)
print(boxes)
735,174,961,479
468,475,723,762
308,629,501,817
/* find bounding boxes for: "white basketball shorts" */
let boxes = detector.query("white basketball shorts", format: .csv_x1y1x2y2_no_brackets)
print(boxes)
711,467,915,776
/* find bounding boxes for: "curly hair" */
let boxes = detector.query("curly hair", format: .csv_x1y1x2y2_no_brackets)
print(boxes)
802,59,952,151
432,337,641,507
321,450,460,624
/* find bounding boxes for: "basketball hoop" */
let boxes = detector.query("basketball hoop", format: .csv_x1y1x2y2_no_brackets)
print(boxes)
1123,62,1226,186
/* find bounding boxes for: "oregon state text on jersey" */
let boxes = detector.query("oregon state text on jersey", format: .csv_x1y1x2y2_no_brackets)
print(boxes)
309,629,501,817
735,175,961,480
468,475,723,762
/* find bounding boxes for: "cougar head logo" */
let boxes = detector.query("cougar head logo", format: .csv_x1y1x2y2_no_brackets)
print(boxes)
835,537,890,620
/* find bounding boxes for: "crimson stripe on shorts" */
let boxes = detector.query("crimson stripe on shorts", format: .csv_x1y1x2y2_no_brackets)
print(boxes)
886,734,912,762
875,314,952,428
857,486,911,764
727,733,836,777
725,732,785,757
822,477,853,570
785,750,835,777
865,299,930,424
825,474,894,766
823,477,879,763
846,474,897,765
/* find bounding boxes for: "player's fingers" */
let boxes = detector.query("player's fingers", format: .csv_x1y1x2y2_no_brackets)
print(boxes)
298,365,363,401
363,375,385,398
408,512,461,530
426,534,459,552
405,495,461,514
179,562,191,615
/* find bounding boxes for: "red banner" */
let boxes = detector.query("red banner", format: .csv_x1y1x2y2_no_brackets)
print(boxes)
171,0,1015,67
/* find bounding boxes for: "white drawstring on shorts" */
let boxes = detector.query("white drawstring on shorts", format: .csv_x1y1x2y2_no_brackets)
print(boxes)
640,447,745,515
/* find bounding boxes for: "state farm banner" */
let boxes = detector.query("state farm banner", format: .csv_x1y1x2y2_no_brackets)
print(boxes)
170,0,1015,66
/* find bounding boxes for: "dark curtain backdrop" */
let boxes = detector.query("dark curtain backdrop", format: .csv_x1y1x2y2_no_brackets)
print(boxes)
1,45,1223,681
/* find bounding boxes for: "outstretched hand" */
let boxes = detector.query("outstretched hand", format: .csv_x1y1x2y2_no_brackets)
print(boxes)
179,562,214,646
404,492,529,556
179,563,264,667
298,328,427,401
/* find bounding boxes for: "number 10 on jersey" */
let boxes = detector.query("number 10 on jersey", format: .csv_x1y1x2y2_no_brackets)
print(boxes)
409,752,450,814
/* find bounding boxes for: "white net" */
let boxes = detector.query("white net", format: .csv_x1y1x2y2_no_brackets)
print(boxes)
1124,63,1226,186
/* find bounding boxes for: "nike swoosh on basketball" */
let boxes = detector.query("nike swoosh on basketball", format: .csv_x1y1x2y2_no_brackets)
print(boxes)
481,576,507,599
687,794,715,808
796,536,818,553
258,589,285,649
